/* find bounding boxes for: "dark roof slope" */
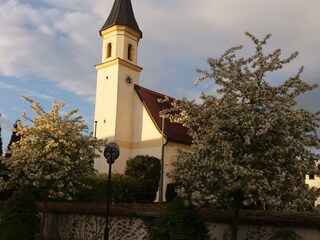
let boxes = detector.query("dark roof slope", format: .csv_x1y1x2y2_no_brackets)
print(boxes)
134,85,192,145
100,0,142,38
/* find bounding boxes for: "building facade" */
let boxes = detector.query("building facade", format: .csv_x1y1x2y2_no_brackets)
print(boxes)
93,0,191,201
93,0,320,205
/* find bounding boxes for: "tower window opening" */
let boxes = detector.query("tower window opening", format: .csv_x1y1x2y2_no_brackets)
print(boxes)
107,43,112,58
128,44,133,61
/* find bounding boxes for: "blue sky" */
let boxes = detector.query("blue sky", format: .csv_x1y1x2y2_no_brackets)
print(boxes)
0,0,319,151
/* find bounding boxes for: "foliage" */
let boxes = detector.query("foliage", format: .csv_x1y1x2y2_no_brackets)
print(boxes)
0,121,22,199
125,155,161,202
74,173,143,203
75,155,161,203
4,120,22,158
0,96,104,200
149,197,209,240
269,229,302,240
165,183,178,202
74,173,108,202
161,32,320,211
112,173,144,203
0,156,5,181
0,188,40,240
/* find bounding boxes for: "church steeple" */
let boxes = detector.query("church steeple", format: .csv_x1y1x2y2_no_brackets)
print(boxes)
94,0,143,172
100,0,142,38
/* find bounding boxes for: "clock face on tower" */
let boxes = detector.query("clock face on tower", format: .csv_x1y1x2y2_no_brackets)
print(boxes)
124,74,133,86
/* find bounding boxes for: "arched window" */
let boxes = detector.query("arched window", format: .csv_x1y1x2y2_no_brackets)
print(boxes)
128,44,133,61
107,43,112,58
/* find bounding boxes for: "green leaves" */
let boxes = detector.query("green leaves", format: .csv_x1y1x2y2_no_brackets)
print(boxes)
0,189,40,240
125,155,161,203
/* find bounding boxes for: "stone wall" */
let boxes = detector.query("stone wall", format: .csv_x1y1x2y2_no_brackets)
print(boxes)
44,213,149,240
207,223,320,240
44,212,320,240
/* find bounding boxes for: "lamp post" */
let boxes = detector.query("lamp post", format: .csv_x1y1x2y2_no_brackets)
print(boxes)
103,142,120,240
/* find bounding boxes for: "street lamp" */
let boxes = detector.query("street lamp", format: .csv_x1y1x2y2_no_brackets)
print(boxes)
103,142,120,240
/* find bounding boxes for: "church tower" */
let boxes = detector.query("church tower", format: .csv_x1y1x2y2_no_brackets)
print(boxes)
94,0,143,172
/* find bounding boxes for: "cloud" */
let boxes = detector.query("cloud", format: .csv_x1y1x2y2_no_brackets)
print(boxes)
0,0,319,111
0,81,54,100
134,0,320,111
0,0,319,151
0,0,102,99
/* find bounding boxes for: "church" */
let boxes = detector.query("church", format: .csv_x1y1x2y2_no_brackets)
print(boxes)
93,0,191,201
93,0,320,206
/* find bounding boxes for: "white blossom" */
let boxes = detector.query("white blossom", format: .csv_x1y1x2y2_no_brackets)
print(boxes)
0,97,105,200
163,32,320,210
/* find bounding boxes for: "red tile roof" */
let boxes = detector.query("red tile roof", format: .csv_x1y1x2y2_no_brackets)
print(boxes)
134,85,192,145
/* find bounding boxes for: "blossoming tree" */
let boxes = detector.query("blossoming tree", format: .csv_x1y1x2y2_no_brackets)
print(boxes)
0,96,104,234
162,32,320,240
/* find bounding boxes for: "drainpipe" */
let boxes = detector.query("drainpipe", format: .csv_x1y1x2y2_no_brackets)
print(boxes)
160,117,168,202
94,121,98,138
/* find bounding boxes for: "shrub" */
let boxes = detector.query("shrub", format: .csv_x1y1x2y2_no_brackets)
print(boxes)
74,155,161,203
149,197,209,240
0,188,40,240
0,157,14,201
74,173,143,203
74,173,108,202
165,183,177,202
112,173,143,203
125,155,161,203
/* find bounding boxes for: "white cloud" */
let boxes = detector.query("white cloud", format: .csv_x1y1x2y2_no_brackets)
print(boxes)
0,0,319,110
0,0,319,150
0,81,54,100
0,0,102,98
135,0,320,108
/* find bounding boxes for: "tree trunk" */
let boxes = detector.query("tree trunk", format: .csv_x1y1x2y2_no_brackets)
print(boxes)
231,190,241,240
41,193,48,239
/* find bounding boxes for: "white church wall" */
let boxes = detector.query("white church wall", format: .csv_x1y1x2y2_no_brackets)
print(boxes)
94,63,119,140
131,91,164,159
101,26,140,65
132,92,163,143
114,65,140,144
305,174,320,206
